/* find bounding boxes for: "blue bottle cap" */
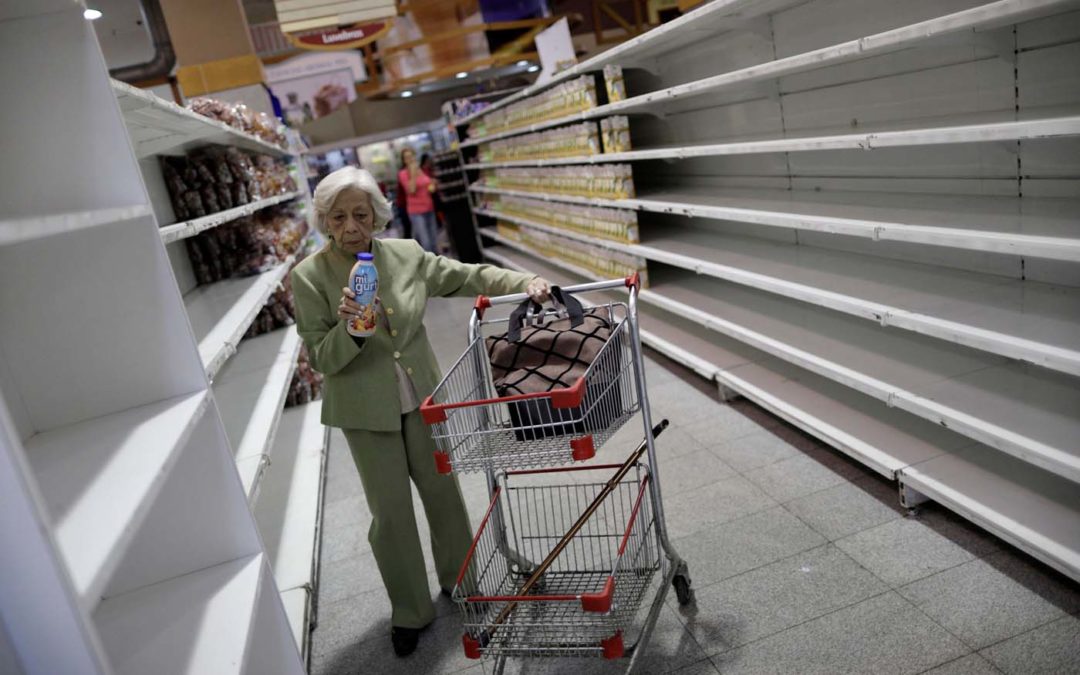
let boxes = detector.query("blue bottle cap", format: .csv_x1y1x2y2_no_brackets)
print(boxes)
356,252,374,261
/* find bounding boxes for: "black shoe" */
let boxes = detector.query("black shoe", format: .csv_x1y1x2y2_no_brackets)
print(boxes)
391,626,421,657
440,587,452,598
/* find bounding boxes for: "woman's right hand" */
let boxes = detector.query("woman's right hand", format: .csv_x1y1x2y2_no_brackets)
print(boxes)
338,287,364,322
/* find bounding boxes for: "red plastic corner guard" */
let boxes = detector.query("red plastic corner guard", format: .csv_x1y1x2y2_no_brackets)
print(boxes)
570,435,595,462
434,451,453,474
474,295,491,319
462,634,482,659
420,396,446,424
580,576,615,613
549,376,586,408
625,272,641,290
601,631,624,659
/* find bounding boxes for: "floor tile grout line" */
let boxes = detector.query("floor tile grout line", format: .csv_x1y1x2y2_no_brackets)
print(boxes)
698,588,897,660
914,652,1003,675
966,612,1075,656
671,539,850,602
890,571,987,661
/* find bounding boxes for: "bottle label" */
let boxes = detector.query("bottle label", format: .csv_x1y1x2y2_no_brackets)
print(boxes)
348,262,379,337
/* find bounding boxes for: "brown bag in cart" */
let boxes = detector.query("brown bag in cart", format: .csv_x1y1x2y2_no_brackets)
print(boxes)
486,287,623,441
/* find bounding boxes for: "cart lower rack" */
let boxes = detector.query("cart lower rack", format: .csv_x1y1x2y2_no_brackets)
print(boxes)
455,463,659,661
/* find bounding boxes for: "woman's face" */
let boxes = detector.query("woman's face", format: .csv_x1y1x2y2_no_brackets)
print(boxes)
326,186,374,254
402,148,415,166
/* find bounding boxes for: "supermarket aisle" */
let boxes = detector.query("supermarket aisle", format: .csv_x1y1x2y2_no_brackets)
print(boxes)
310,296,1080,675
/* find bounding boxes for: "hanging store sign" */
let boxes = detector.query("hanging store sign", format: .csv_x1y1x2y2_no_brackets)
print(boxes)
285,21,393,51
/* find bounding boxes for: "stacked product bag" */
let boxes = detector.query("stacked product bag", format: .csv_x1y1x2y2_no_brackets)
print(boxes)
185,206,308,286
286,346,324,407
162,148,297,222
188,97,288,149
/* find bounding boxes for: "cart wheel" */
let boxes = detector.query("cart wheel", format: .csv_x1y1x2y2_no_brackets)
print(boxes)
673,574,694,606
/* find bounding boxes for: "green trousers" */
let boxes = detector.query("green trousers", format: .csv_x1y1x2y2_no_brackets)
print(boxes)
342,410,473,628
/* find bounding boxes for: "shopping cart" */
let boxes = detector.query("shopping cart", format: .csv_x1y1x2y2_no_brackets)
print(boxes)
421,275,693,674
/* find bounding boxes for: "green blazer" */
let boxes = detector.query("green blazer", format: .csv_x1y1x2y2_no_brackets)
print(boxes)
290,237,534,431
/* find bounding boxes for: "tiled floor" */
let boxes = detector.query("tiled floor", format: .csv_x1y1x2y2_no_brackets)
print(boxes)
310,297,1080,675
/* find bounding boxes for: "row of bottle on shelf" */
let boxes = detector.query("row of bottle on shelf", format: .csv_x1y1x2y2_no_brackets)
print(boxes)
495,220,648,286
162,147,298,222
477,117,632,162
479,164,636,199
481,194,639,243
467,65,628,140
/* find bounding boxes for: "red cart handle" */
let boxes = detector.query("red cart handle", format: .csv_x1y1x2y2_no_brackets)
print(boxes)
420,376,585,424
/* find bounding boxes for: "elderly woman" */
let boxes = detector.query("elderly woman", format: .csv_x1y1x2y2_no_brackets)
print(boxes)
291,167,550,657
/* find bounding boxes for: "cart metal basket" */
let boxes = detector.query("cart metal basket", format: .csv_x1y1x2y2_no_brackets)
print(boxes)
421,294,640,473
454,462,659,661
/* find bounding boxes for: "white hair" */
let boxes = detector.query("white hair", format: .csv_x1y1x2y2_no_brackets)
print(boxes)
312,166,392,235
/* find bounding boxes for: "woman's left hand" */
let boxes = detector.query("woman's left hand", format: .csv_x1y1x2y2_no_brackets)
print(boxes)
527,276,551,304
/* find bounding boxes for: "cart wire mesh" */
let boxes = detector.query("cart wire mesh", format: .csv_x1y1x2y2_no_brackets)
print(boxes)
422,301,640,473
453,463,659,660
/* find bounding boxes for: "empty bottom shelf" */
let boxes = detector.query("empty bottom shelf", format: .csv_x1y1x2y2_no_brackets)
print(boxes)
94,554,265,675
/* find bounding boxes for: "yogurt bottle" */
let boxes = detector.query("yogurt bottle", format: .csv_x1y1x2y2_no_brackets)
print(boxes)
346,252,378,337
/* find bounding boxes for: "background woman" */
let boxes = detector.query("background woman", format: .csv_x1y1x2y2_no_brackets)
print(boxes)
290,166,550,657
398,147,439,252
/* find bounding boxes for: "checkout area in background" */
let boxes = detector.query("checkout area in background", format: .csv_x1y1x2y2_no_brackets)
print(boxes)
300,121,480,263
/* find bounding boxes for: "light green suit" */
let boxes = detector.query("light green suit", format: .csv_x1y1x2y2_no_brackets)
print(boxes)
291,237,533,628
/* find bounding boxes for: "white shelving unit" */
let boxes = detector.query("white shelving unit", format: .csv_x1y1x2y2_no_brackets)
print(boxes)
113,69,328,658
483,242,1080,580
114,67,328,664
0,4,304,674
461,0,1080,582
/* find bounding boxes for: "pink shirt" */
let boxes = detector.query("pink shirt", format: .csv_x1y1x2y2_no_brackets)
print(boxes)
398,168,434,215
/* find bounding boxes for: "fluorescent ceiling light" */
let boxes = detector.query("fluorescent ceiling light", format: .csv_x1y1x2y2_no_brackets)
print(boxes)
455,71,468,79
84,8,102,19
401,90,414,98
527,65,540,73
